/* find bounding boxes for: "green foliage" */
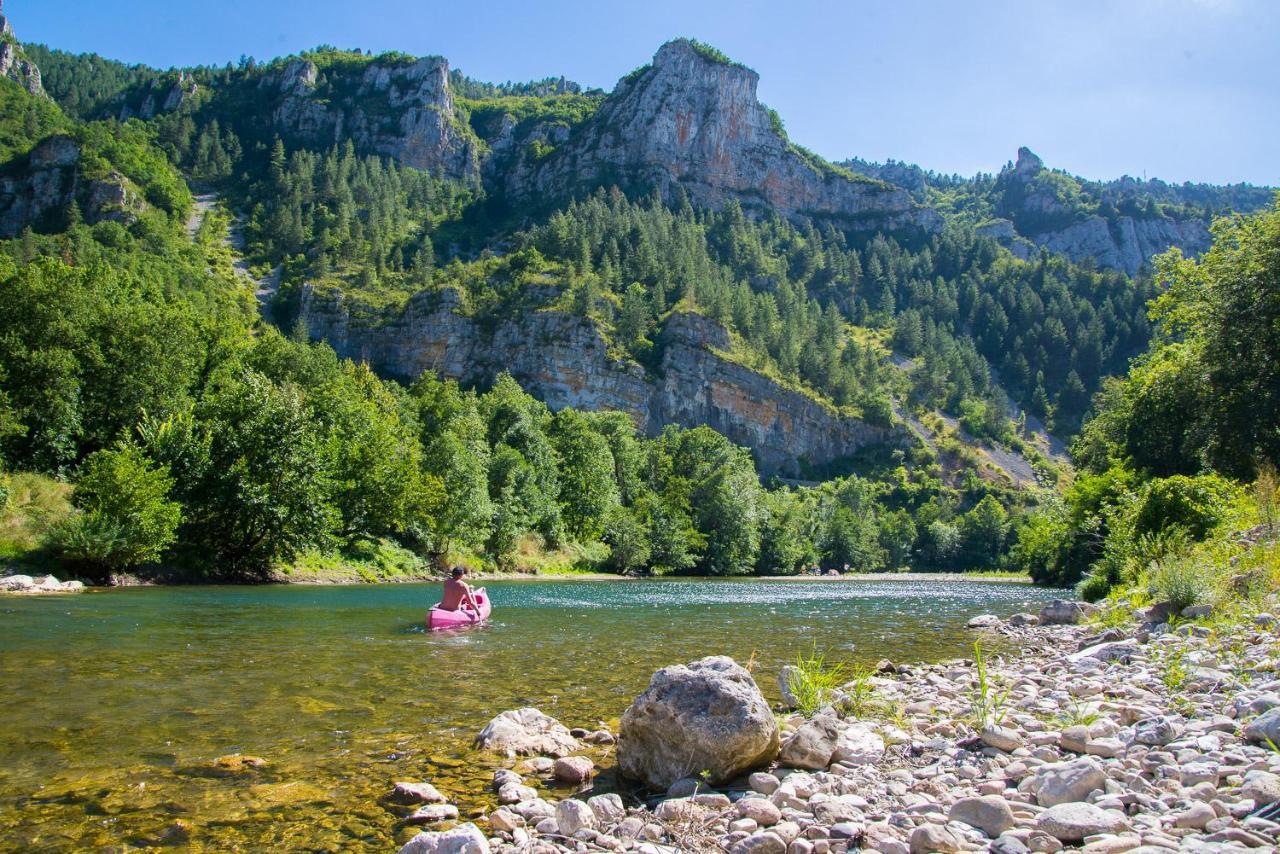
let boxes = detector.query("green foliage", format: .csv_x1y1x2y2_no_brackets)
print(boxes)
53,443,180,574
1133,474,1238,540
788,646,847,716
1079,201,1280,479
1148,552,1216,611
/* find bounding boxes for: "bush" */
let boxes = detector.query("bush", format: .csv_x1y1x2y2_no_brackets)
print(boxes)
46,511,130,570
1076,571,1112,603
0,472,7,515
54,444,181,574
1148,552,1216,611
1133,475,1240,540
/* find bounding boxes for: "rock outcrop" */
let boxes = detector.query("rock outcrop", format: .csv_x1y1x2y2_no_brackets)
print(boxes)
617,656,779,789
0,135,145,237
119,72,199,121
299,288,895,476
495,40,939,236
993,147,1212,276
260,56,480,179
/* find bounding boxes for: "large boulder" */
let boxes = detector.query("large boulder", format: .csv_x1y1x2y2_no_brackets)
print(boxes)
476,708,581,758
1039,600,1093,625
617,656,779,789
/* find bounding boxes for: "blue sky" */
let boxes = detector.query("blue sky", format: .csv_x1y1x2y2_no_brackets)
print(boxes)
14,0,1278,186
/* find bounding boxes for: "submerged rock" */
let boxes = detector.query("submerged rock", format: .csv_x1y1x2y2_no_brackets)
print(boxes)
476,708,581,758
618,656,779,789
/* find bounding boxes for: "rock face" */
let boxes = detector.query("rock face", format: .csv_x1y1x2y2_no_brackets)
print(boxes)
617,656,779,789
299,291,895,476
0,135,145,238
475,708,581,758
260,56,480,179
0,40,43,97
992,147,1212,276
497,40,938,236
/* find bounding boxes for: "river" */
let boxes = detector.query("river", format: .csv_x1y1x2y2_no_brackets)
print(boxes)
0,578,1062,851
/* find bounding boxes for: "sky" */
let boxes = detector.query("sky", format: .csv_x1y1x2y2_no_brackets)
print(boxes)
13,0,1278,186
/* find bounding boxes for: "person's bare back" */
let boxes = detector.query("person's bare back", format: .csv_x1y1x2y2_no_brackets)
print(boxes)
438,567,480,614
440,577,470,611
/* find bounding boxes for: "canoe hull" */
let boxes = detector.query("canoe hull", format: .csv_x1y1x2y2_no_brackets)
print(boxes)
427,590,491,631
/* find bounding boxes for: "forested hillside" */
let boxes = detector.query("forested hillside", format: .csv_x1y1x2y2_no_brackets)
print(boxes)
1,20,1273,583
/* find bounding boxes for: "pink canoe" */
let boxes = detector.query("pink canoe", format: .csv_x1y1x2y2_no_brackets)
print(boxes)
427,589,491,631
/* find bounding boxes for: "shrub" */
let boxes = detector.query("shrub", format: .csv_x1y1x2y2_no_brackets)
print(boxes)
1148,552,1216,611
53,444,181,574
0,471,7,515
46,511,130,570
1133,475,1240,541
1076,571,1112,603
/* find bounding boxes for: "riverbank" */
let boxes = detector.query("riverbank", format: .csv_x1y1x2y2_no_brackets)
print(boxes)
405,595,1280,853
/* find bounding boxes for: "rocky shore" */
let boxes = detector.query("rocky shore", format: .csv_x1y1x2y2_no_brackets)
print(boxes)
393,597,1280,853
0,573,84,594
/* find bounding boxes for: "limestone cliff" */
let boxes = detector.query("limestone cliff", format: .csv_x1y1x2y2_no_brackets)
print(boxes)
992,147,1212,275
260,56,481,179
0,3,45,99
0,135,145,237
297,287,894,476
491,40,939,235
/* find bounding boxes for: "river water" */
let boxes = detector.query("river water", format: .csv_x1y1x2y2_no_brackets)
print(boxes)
0,578,1061,851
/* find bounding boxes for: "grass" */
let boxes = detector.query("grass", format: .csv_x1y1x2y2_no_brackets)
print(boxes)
0,472,74,564
788,645,847,716
283,538,432,583
1053,697,1102,729
967,640,1011,728
1148,551,1218,611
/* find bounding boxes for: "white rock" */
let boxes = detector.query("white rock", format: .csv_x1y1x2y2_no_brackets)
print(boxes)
554,798,596,836
398,822,489,854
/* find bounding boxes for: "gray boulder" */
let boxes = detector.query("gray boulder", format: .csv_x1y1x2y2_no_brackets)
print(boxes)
1241,771,1280,806
1039,600,1091,625
909,823,961,853
1244,708,1280,745
1033,757,1107,807
1133,716,1178,746
1036,802,1127,841
618,656,779,789
476,708,581,757
778,713,841,770
949,795,1016,837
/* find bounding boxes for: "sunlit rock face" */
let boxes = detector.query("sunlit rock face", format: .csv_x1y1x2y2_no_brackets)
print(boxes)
299,288,896,477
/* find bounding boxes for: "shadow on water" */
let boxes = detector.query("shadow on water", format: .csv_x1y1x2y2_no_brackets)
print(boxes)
0,577,1061,851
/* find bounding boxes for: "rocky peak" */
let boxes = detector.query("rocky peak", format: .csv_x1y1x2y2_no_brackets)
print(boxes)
262,53,479,180
119,72,199,121
0,4,45,99
1013,146,1044,178
499,39,937,236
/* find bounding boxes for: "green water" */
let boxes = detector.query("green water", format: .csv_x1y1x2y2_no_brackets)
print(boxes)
0,578,1059,851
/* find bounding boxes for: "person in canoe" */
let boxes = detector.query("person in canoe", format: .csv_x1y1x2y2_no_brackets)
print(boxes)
438,566,485,620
